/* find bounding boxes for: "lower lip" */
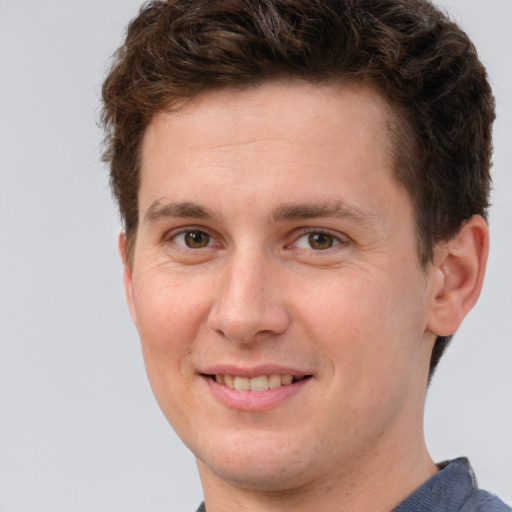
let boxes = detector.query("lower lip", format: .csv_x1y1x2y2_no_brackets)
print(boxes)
203,376,311,411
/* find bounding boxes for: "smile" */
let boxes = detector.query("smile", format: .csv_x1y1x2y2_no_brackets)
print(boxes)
211,374,310,391
204,372,313,410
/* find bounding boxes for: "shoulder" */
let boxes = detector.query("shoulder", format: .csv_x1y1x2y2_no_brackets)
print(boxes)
462,488,511,512
446,458,510,512
393,458,510,512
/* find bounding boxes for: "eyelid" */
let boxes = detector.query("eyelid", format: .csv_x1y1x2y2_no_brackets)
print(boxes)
161,225,349,252
164,225,220,248
174,231,212,248
289,227,350,249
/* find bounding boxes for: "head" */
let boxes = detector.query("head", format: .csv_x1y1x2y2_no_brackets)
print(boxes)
101,0,494,379
101,1,494,497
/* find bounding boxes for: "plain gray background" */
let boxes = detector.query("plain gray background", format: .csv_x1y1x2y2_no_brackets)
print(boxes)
0,1,510,510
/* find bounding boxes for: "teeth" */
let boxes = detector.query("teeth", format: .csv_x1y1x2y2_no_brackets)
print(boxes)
250,375,268,391
234,377,250,391
224,374,235,389
268,374,282,389
215,374,302,391
281,374,293,385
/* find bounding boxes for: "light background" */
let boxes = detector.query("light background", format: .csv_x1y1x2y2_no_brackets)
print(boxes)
0,1,510,510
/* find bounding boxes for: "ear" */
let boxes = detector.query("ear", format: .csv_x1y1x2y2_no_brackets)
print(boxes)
426,215,489,337
118,232,139,328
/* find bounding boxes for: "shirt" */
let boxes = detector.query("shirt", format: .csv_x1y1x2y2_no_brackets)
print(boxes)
393,457,510,512
195,458,510,512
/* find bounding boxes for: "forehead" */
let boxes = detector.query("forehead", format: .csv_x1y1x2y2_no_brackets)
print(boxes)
140,81,397,201
147,81,393,144
137,82,408,237
152,81,390,135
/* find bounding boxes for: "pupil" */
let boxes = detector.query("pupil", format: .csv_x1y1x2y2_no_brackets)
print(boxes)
185,231,209,248
309,232,333,250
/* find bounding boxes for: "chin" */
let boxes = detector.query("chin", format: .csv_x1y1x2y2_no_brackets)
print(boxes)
194,428,319,492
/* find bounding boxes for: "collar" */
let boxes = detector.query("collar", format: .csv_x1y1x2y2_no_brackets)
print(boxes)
392,457,475,512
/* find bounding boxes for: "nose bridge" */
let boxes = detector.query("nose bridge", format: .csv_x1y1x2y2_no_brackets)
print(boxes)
208,246,289,342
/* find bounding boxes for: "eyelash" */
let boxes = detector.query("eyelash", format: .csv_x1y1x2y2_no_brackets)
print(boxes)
165,226,348,253
166,227,218,250
290,228,349,251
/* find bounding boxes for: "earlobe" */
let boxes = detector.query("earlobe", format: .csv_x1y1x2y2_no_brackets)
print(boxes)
426,215,489,337
118,232,139,327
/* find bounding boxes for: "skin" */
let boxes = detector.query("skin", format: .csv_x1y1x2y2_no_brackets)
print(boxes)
120,81,489,512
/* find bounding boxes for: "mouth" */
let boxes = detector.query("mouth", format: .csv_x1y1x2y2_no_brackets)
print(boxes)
204,373,312,392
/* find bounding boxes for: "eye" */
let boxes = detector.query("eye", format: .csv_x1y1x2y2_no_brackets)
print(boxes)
295,231,341,250
173,230,212,249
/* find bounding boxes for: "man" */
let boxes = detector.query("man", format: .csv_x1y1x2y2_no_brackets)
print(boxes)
101,0,509,510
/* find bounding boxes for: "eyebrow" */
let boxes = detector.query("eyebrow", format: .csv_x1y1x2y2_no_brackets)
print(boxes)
143,199,376,225
144,200,215,222
271,201,376,224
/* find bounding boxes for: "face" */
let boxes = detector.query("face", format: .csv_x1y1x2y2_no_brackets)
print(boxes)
123,82,438,492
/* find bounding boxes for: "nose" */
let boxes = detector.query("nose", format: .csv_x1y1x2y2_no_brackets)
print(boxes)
207,251,290,343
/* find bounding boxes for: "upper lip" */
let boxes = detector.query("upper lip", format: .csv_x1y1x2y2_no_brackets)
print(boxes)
199,364,312,378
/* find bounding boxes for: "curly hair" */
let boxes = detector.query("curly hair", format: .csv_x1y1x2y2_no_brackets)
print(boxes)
101,0,495,377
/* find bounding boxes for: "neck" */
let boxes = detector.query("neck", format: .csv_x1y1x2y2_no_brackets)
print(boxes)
197,425,437,512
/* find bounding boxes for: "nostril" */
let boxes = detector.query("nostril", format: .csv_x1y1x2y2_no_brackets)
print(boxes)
207,301,291,343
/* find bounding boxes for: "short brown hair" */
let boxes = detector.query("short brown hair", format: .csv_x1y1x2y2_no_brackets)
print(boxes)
101,0,495,376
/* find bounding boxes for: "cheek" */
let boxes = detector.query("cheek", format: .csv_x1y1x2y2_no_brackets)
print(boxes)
130,271,210,428
133,271,208,348
297,268,424,384
131,270,213,404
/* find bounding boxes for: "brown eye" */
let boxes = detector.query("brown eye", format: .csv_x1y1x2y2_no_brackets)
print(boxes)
308,232,335,250
183,230,210,248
